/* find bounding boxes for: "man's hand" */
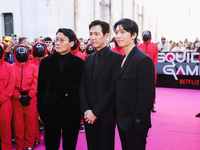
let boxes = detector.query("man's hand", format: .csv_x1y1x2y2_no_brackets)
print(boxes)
84,110,97,124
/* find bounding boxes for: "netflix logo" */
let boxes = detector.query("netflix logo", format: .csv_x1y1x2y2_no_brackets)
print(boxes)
179,79,199,85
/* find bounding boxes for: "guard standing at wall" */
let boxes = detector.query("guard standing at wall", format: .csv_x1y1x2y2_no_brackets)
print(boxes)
138,30,158,112
0,43,15,150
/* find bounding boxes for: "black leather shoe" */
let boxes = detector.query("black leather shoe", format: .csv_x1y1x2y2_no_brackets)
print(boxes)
152,106,156,112
33,141,40,148
26,148,33,150
195,113,200,117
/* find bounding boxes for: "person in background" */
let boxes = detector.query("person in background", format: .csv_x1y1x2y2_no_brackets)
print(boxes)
114,18,155,150
171,41,186,58
79,41,85,53
84,44,96,56
138,30,158,112
157,37,170,52
11,44,38,150
30,41,47,148
137,38,141,45
80,20,123,150
0,43,15,150
186,42,196,53
39,36,45,44
111,37,125,56
4,38,17,64
194,41,200,53
44,37,53,56
37,28,84,150
70,38,85,60
169,41,177,52
34,38,39,44
18,37,33,60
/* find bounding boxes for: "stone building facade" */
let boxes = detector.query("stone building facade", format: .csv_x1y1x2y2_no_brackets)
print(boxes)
0,0,152,42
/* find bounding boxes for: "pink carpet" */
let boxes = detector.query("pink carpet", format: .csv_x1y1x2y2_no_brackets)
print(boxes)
12,87,200,150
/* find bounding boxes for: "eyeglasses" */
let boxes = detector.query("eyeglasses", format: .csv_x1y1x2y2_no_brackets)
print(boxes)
55,39,68,44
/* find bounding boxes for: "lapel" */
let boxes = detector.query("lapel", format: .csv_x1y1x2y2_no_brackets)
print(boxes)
92,47,110,85
118,46,137,76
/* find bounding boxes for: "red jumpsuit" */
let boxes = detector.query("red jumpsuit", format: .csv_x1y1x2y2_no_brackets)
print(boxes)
111,45,125,56
11,44,38,150
138,38,158,104
138,38,158,82
70,50,85,60
0,44,15,150
111,37,125,56
30,41,47,144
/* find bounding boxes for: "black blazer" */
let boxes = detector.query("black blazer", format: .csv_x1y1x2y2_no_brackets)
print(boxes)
80,46,123,124
37,52,84,119
116,46,155,132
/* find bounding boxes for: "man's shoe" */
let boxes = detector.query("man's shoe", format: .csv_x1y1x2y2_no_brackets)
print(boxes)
195,113,200,117
11,138,15,145
26,148,33,150
152,106,156,112
39,126,44,133
79,125,85,132
33,141,40,148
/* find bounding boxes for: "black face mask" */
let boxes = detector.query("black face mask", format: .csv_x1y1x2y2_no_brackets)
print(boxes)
33,44,45,58
0,46,3,60
15,46,28,63
71,39,79,51
86,45,96,55
143,31,151,42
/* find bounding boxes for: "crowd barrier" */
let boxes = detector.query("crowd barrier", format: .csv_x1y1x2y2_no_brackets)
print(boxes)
156,52,200,89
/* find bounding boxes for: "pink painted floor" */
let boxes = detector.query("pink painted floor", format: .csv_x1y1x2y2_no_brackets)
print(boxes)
12,87,200,150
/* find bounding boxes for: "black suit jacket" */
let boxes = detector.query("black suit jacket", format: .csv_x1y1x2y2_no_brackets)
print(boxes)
80,46,123,124
116,46,155,133
37,52,84,120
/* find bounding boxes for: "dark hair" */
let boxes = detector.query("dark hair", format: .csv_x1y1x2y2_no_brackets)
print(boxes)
89,20,109,35
44,37,52,42
18,37,28,44
113,18,139,44
56,28,76,42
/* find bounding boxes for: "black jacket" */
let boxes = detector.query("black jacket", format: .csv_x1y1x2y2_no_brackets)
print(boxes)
37,52,84,119
116,46,155,133
80,46,123,124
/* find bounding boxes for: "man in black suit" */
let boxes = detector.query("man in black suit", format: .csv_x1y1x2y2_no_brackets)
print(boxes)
114,18,155,150
37,28,84,150
79,20,123,150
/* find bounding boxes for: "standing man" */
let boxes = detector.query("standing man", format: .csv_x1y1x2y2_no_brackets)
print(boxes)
138,30,158,112
114,18,155,150
37,28,84,150
11,44,38,150
157,37,170,52
80,20,123,150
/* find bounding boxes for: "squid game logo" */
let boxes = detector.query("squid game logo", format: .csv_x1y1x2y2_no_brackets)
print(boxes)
158,52,200,81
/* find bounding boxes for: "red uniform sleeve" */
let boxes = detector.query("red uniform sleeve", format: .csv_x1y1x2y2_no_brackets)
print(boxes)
28,65,38,98
0,64,16,103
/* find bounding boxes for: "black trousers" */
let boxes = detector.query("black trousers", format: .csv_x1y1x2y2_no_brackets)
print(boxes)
43,104,81,150
118,125,149,150
84,120,116,150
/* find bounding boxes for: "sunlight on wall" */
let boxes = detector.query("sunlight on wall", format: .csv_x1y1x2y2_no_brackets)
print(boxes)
141,0,200,42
